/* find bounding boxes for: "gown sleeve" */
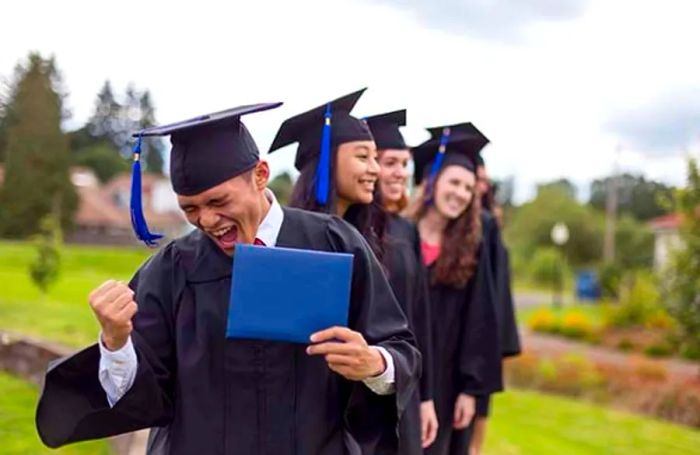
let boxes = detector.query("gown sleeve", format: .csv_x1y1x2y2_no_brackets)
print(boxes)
36,244,179,448
457,241,503,397
326,216,421,453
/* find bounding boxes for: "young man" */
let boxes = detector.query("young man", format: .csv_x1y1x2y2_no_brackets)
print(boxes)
36,103,420,455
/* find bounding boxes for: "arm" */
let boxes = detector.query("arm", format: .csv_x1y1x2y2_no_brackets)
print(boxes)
36,246,178,448
326,217,421,452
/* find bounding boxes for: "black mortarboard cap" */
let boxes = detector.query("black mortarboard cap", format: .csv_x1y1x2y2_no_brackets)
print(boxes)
411,122,490,186
268,89,373,205
129,102,282,245
363,109,407,150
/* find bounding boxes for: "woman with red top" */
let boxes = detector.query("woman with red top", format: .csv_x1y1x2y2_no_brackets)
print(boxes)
405,123,502,455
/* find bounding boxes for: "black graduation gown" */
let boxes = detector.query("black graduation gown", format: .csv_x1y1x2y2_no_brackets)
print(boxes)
383,215,433,455
36,208,421,455
481,211,521,358
424,238,502,455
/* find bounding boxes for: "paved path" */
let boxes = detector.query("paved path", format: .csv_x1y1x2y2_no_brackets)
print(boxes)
520,329,700,380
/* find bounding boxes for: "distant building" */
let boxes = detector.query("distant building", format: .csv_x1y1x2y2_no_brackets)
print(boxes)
649,213,682,271
0,165,189,245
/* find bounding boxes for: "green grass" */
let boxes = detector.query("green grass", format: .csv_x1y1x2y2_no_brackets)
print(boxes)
486,389,700,455
0,241,151,347
0,373,111,454
4,369,698,455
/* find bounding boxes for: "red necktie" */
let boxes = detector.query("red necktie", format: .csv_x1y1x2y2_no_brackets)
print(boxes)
254,238,266,246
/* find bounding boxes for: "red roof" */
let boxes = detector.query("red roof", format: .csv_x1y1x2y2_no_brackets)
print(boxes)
649,213,682,230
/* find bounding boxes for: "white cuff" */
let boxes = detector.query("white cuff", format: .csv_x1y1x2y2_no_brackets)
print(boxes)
361,346,396,395
98,334,138,407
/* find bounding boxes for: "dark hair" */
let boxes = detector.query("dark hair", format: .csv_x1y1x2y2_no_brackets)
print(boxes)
289,148,388,265
406,168,482,288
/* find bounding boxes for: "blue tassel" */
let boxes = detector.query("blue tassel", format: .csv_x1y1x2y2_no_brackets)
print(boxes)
426,127,451,199
315,103,332,205
130,136,163,247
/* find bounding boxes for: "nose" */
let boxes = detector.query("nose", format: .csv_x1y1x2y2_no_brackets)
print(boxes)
396,164,408,180
199,207,221,229
368,156,380,176
455,186,472,202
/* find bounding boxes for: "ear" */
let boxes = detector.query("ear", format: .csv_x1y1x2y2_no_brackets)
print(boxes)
253,160,270,191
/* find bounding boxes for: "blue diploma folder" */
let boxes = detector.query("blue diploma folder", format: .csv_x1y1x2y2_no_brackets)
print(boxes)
226,244,353,343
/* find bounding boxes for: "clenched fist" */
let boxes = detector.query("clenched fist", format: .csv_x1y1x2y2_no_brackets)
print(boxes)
89,280,138,351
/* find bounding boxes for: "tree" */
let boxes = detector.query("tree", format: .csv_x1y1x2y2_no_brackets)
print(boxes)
137,90,164,174
268,172,294,206
662,159,700,360
614,215,654,269
73,141,130,183
589,173,674,221
68,81,164,179
0,53,77,238
537,178,577,200
505,184,603,267
29,214,61,294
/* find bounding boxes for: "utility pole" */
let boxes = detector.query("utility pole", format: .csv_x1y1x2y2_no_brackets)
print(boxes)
603,144,622,264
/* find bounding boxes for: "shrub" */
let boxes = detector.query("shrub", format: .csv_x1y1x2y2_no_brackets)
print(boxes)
528,308,558,333
605,271,663,328
530,247,567,288
599,263,623,300
644,343,674,358
560,311,595,340
617,338,636,351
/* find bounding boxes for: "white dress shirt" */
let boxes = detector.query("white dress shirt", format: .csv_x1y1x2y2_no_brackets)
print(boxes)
99,189,395,406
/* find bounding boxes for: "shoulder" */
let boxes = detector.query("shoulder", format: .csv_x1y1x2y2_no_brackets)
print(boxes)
138,229,209,281
387,214,420,246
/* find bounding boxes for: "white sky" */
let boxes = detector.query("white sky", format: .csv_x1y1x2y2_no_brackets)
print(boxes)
2,0,698,202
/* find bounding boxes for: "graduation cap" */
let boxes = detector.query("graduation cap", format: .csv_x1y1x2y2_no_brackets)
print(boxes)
411,122,490,187
363,109,407,150
268,88,373,206
130,102,282,246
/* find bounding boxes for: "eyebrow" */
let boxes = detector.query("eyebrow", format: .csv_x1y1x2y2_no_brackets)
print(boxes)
207,196,227,205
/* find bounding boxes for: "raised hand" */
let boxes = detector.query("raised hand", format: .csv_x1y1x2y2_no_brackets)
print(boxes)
89,280,138,351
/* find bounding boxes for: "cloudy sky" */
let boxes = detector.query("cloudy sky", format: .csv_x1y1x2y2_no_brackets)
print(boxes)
2,0,698,201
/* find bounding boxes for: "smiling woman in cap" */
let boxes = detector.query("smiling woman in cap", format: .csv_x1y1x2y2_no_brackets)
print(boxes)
406,122,503,455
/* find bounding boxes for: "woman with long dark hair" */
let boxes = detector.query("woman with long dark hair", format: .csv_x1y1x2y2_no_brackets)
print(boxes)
269,92,426,454
405,123,502,455
269,89,388,257
365,110,438,451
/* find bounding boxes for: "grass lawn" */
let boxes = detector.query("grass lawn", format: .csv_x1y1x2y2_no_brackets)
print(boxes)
486,389,700,455
0,241,151,347
0,373,111,454
3,370,698,455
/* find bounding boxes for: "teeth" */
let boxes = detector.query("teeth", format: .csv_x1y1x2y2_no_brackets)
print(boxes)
212,227,232,238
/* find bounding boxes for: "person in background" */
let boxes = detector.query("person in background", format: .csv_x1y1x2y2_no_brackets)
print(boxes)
269,90,429,454
367,109,438,451
469,152,521,455
405,122,502,455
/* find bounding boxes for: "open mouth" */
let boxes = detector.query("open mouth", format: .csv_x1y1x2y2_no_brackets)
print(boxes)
359,178,376,191
209,225,238,250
